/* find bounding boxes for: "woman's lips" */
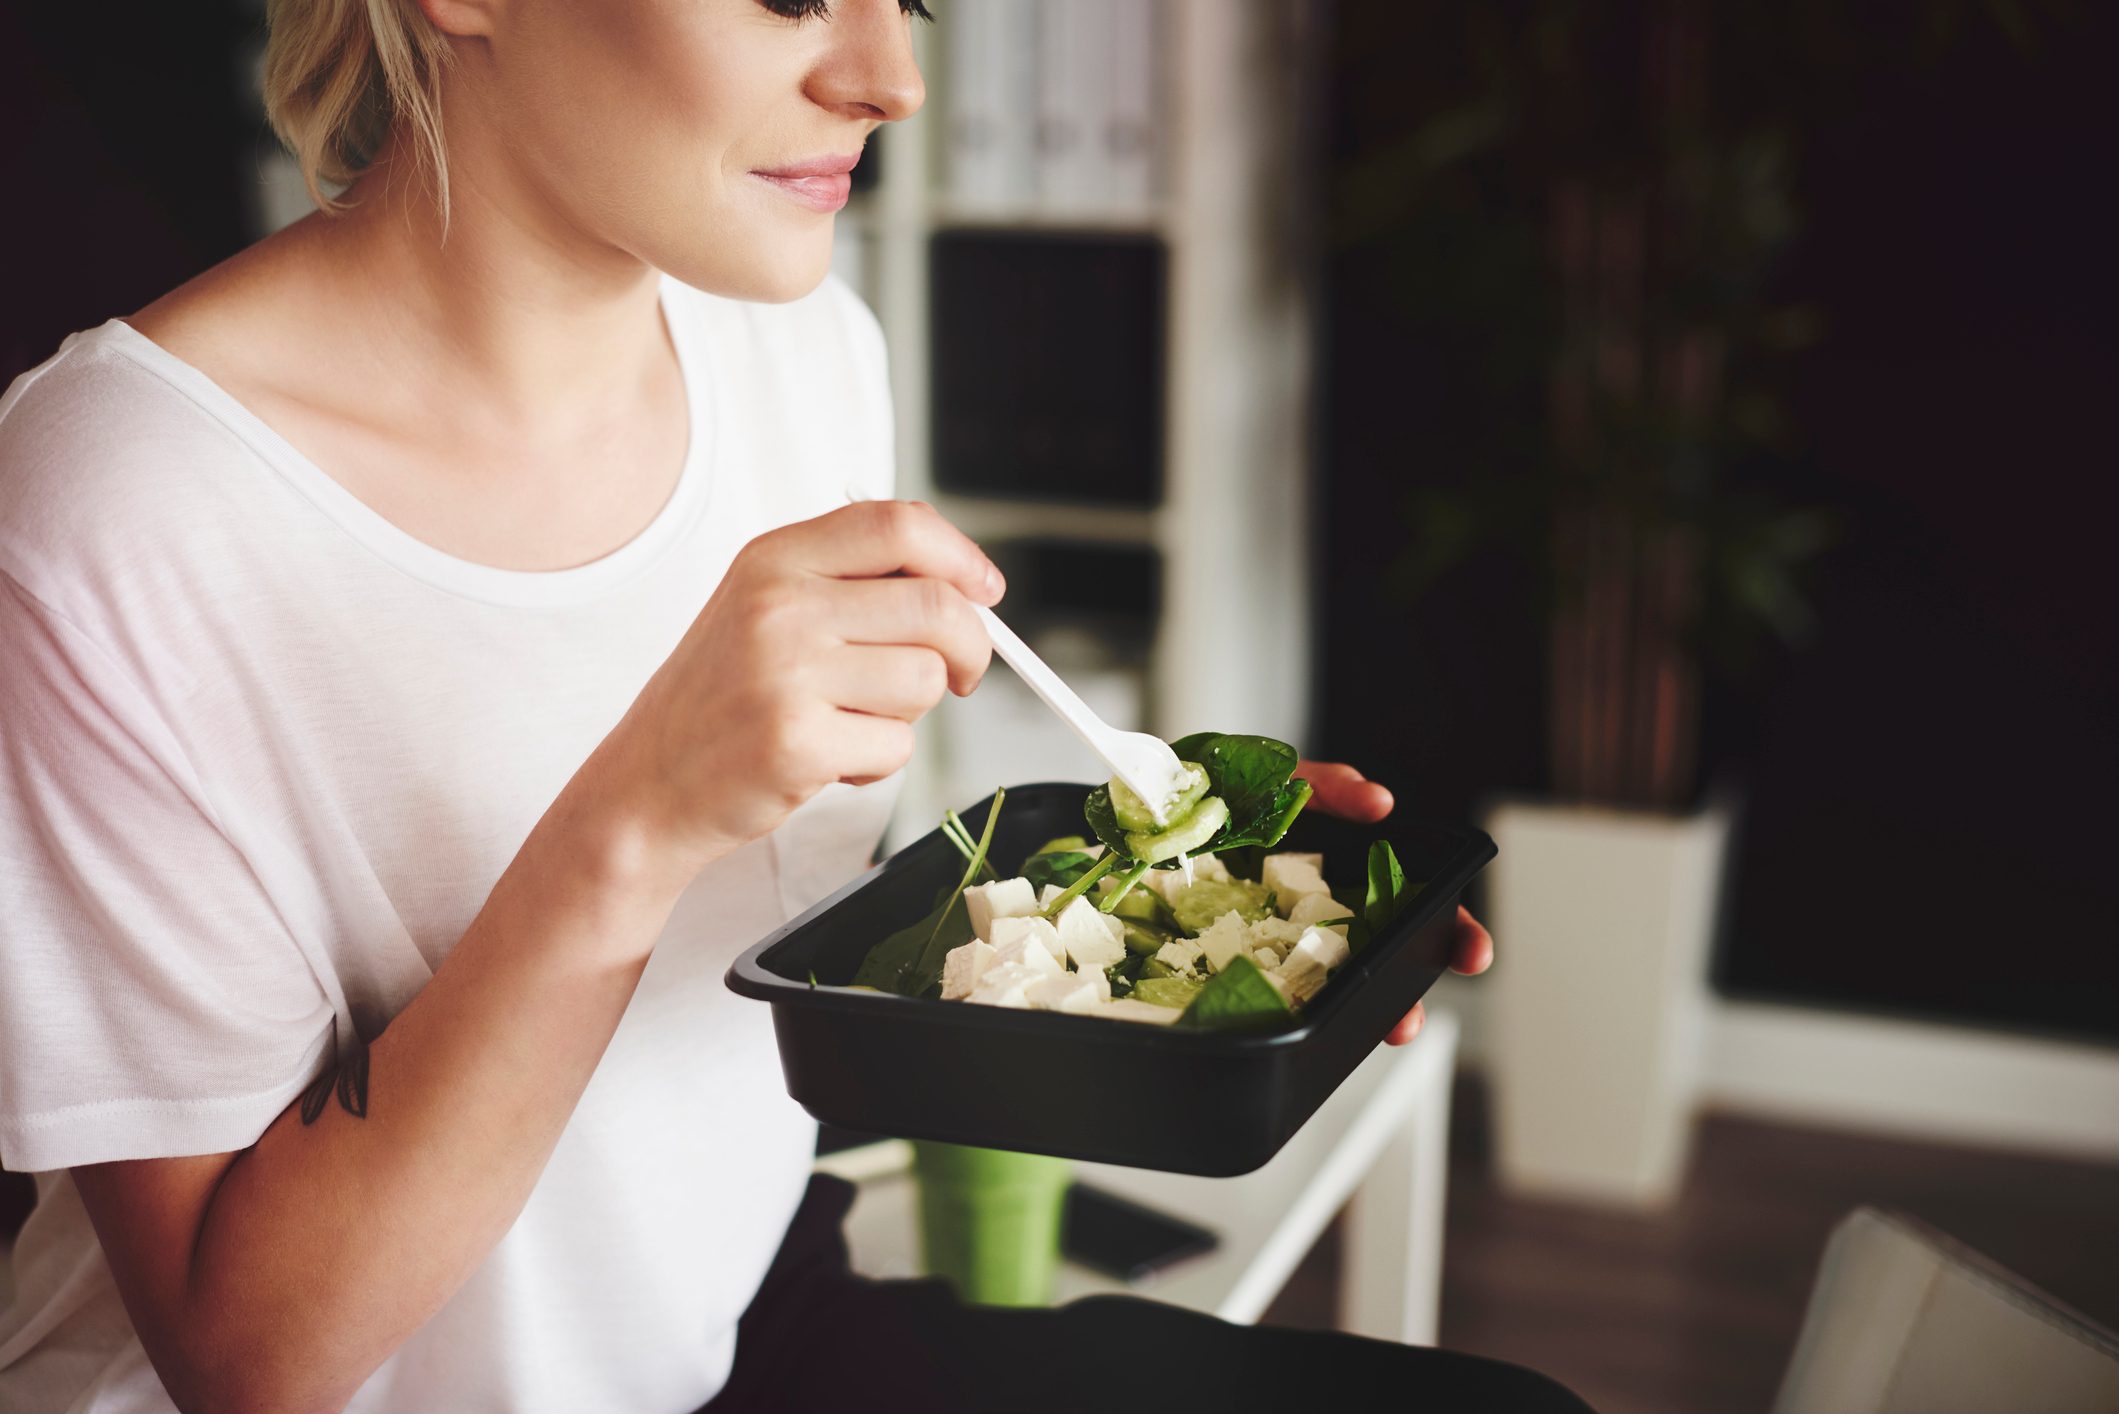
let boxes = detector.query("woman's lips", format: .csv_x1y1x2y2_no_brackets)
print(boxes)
751,170,853,213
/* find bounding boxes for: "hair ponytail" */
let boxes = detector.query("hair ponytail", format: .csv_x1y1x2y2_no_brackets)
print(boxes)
262,0,453,221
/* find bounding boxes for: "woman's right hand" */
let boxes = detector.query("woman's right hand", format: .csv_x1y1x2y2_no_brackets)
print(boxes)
601,499,1002,872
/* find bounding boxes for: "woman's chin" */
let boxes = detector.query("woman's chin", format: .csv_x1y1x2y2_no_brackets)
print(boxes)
663,243,836,306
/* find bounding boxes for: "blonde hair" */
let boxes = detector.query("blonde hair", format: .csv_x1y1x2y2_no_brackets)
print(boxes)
262,0,454,220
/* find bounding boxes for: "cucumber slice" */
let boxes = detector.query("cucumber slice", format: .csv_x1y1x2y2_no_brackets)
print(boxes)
1169,879,1274,935
1123,794,1229,864
1132,976,1205,1009
1110,762,1211,832
1120,920,1177,955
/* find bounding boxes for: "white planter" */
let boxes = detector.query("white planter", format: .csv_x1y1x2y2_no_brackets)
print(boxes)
1482,799,1732,1207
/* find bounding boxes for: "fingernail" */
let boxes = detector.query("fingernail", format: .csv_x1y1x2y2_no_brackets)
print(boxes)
983,564,1004,602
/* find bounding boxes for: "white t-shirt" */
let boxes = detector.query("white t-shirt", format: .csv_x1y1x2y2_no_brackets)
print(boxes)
0,272,901,1412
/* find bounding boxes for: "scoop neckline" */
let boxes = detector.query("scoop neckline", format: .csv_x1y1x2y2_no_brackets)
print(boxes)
100,274,715,610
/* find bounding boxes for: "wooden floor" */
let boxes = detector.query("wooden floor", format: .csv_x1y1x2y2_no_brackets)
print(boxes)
1262,1077,2119,1414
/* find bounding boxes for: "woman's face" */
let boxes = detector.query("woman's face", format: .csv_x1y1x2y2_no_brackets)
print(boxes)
437,0,927,302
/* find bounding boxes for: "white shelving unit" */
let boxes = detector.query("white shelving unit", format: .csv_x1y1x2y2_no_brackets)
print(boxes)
858,0,1320,842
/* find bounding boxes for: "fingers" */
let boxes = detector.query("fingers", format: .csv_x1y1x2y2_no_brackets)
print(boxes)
1386,1002,1426,1046
824,577,992,696
1293,759,1394,823
829,708,917,785
1388,910,1494,1045
775,500,1005,608
1449,905,1494,976
816,645,951,722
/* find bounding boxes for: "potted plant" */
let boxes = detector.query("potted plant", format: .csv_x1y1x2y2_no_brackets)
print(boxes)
1330,0,1834,1203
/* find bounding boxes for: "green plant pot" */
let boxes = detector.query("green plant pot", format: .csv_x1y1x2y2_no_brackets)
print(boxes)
910,1141,1073,1307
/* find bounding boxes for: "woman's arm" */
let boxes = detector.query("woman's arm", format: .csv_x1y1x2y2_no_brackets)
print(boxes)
76,784,691,1414
73,501,1001,1414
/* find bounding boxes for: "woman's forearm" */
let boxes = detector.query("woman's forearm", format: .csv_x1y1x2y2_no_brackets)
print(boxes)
168,760,701,1412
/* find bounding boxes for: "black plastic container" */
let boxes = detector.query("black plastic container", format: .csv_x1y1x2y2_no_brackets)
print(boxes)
726,784,1495,1176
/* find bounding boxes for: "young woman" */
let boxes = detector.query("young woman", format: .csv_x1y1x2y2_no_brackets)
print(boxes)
0,1,1586,1409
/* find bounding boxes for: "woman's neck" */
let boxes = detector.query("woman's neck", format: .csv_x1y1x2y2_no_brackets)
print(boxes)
317,130,672,444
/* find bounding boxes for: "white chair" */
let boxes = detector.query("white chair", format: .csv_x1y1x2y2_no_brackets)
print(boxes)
1772,1206,2119,1414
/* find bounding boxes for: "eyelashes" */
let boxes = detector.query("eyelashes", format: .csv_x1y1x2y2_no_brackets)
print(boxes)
760,0,935,22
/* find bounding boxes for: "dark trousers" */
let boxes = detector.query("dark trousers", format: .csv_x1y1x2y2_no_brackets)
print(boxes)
704,1174,1594,1414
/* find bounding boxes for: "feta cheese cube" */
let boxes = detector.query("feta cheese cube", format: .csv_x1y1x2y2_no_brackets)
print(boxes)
1025,969,1103,1014
967,960,1041,1008
1248,917,1306,954
1275,949,1327,1004
1141,866,1189,905
940,939,998,1001
1288,893,1354,932
1188,852,1233,884
1079,964,1112,1002
1153,937,1204,975
1037,883,1068,909
965,877,1039,941
1196,911,1255,973
1054,898,1126,969
1261,854,1331,917
1098,997,1183,1026
1291,924,1351,973
1252,946,1284,970
990,917,1065,975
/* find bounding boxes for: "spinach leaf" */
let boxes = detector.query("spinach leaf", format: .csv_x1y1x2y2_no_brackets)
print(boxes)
1340,840,1426,953
852,788,1005,996
1168,733,1296,830
1179,954,1293,1031
1216,778,1313,852
1082,786,1130,859
850,882,966,994
1366,840,1406,928
1036,849,1121,918
1082,732,1314,866
1022,849,1098,894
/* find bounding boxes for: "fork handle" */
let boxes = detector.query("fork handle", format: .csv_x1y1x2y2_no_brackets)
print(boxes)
973,605,1114,758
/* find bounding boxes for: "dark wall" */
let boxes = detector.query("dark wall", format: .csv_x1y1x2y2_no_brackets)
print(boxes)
1316,3,2118,1042
0,3,260,382
1713,15,2117,1039
0,0,261,1239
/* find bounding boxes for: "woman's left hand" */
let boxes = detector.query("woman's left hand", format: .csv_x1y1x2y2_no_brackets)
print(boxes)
1292,760,1494,1046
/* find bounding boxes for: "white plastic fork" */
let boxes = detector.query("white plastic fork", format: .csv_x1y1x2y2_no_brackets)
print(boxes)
969,603,1191,826
842,486,1190,824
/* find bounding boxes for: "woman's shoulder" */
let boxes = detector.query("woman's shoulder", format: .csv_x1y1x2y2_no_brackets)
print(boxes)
0,298,288,619
0,319,239,516
1,231,304,482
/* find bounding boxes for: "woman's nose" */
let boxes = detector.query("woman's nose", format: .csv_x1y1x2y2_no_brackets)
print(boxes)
810,0,927,123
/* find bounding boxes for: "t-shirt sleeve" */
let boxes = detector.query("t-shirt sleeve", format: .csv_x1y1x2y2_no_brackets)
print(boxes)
0,570,335,1173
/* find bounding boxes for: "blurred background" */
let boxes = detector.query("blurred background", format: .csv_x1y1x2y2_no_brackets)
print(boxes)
3,0,2115,1409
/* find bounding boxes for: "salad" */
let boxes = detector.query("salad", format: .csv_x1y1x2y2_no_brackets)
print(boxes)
850,733,1423,1031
